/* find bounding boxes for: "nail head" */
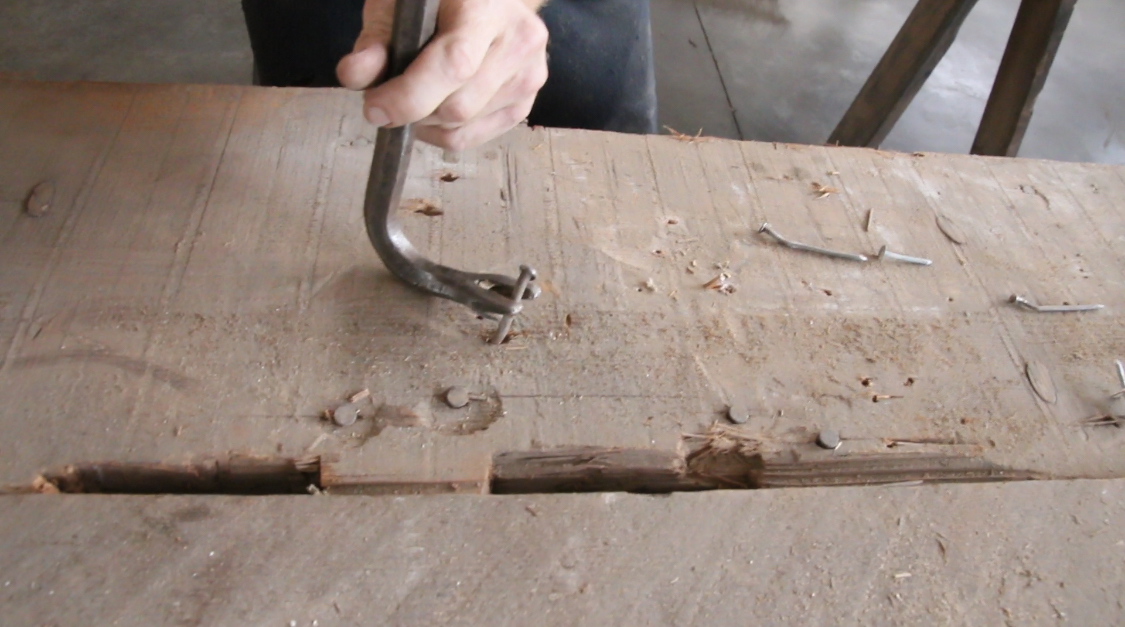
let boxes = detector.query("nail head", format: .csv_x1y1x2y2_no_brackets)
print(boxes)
332,403,359,427
816,429,841,450
726,403,750,424
445,386,471,409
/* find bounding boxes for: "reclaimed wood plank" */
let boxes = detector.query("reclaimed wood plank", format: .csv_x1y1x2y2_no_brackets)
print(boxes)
1,80,1123,488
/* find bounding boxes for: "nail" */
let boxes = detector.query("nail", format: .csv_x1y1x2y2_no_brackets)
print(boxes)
365,106,390,127
727,403,750,424
877,245,932,266
445,386,471,409
1112,360,1125,400
758,223,868,262
491,265,536,345
816,429,841,450
1009,294,1104,313
332,403,359,427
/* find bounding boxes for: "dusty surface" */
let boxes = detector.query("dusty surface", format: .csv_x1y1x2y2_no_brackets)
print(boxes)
1,80,1124,488
2,481,1125,625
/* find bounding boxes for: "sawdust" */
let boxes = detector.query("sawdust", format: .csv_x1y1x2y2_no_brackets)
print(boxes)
703,272,735,294
403,198,444,216
682,423,764,488
810,182,838,199
664,126,711,143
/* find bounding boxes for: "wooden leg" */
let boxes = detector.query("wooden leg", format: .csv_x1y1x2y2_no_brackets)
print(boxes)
828,0,980,148
971,0,1077,157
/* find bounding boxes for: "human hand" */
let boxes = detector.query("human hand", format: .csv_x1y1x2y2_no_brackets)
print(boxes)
336,0,549,151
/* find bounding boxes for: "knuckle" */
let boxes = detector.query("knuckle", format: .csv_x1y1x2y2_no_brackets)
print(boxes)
518,65,548,96
511,99,535,124
437,96,476,124
520,16,549,51
439,37,480,84
442,130,472,152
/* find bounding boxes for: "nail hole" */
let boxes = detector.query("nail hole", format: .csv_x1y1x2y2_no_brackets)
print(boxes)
564,314,573,327
822,289,833,296
666,217,680,225
860,377,873,387
439,173,460,182
905,377,915,387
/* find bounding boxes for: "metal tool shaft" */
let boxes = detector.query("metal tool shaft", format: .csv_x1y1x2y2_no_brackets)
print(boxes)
362,0,537,319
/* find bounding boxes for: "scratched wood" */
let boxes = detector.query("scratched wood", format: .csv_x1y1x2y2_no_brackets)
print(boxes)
4,482,1125,624
1,79,1124,487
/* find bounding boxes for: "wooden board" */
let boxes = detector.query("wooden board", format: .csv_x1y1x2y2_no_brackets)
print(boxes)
3,480,1125,625
2,79,1125,489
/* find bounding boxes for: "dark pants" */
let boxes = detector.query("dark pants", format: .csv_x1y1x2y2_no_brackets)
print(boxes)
241,0,657,134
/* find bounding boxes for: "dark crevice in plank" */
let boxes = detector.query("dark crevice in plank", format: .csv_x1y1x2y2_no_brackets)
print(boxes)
15,456,321,495
489,446,1047,494
3,448,1054,496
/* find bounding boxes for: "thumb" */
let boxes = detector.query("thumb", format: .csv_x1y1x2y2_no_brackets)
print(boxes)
336,0,396,90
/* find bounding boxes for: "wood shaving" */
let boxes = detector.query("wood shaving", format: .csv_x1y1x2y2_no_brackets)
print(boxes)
811,182,838,199
641,278,657,292
683,423,762,471
403,198,444,216
348,388,371,403
664,126,711,143
872,394,904,403
703,272,736,295
865,208,875,232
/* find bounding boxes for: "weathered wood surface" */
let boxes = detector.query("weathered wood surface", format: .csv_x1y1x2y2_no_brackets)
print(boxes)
3,481,1125,625
1,80,1124,488
970,0,1077,157
828,0,980,148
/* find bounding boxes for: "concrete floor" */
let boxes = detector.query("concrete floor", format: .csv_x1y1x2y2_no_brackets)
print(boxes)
0,0,1122,165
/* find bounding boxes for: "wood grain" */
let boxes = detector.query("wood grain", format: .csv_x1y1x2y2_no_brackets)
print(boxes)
4,483,1125,624
971,0,1078,157
828,0,980,148
1,80,1124,488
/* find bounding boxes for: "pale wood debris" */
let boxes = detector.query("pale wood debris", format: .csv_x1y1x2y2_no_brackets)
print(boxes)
664,126,711,143
811,181,838,199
